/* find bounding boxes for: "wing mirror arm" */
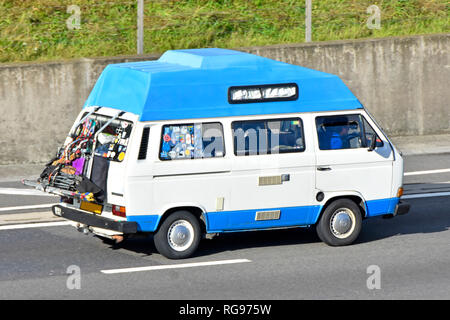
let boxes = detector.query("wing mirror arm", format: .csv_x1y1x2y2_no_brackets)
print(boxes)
368,133,377,152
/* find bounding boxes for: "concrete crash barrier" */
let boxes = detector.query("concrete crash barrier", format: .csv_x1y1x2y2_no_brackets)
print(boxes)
0,33,448,165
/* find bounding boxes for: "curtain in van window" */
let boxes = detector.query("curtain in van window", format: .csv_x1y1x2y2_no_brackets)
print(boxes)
232,118,304,156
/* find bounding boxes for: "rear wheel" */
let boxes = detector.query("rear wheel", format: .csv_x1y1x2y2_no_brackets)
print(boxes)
154,210,202,259
316,199,362,246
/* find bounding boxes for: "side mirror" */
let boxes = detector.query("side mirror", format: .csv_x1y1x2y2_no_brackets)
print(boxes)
368,133,377,152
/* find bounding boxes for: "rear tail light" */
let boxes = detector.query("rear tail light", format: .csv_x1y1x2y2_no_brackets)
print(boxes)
112,205,126,218
397,187,404,198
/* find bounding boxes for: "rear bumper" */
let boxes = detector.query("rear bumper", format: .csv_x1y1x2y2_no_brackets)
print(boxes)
52,205,138,234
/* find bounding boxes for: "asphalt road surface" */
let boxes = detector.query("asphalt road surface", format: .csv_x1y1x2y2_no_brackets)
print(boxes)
0,153,449,299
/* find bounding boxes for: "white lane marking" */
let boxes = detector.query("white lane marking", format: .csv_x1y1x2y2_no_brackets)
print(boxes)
0,188,56,197
0,203,56,212
404,169,450,176
1,191,449,231
0,221,71,231
402,192,450,199
101,259,252,274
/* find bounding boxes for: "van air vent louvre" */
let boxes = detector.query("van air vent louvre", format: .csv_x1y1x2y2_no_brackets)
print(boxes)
255,210,281,221
258,176,282,186
138,127,150,160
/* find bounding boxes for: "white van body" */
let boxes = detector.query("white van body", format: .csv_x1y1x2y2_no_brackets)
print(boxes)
27,48,409,259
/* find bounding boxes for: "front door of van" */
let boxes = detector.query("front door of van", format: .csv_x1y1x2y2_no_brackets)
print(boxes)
314,113,394,216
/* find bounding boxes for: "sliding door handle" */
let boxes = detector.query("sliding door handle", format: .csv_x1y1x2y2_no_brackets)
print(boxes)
317,166,332,171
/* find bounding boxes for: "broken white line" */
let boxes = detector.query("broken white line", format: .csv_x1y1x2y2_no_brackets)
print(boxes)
101,259,252,274
404,169,450,176
0,221,71,231
0,188,56,197
0,203,55,212
402,191,450,199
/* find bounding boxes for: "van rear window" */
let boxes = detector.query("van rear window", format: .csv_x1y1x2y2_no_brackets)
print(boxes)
159,123,225,160
76,113,133,162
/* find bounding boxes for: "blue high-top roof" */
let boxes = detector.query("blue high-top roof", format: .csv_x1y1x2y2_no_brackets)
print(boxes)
83,48,363,121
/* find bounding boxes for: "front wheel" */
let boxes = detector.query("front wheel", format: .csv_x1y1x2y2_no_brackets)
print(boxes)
316,199,362,246
154,211,202,259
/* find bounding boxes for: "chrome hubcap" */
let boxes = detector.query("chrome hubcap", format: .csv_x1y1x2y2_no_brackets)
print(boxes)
330,209,355,239
167,220,194,252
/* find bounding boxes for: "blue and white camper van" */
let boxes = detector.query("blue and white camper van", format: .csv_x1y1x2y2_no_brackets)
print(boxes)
26,48,410,259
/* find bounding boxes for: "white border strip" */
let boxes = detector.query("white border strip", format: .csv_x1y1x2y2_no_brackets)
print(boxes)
0,188,56,197
0,203,55,212
402,192,450,199
0,221,71,231
405,169,450,176
101,259,252,274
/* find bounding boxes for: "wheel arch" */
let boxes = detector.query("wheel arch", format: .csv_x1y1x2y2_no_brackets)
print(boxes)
156,205,208,233
316,193,367,225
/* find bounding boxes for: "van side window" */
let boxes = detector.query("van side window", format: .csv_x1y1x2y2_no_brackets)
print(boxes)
316,115,364,150
159,122,224,160
232,118,305,156
316,114,384,150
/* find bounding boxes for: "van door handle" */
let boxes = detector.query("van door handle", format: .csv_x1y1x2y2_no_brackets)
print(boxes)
317,166,332,171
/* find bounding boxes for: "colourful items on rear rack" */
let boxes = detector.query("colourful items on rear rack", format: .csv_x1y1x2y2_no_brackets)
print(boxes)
79,192,95,202
39,117,98,199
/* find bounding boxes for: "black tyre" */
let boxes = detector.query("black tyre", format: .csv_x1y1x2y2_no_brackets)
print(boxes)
154,210,202,259
316,199,362,246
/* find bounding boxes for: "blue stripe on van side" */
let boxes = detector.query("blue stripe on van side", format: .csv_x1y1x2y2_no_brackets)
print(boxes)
127,205,322,233
127,215,161,232
127,198,399,233
365,197,399,217
206,205,322,233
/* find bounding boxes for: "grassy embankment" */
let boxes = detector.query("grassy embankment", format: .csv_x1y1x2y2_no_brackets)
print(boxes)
0,0,448,63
